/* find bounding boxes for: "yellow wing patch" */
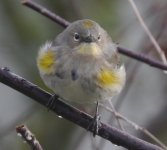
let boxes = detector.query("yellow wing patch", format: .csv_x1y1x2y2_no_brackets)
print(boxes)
97,68,120,87
82,20,94,29
37,47,55,75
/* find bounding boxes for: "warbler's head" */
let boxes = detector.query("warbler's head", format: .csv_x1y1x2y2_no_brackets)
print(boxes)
54,19,114,56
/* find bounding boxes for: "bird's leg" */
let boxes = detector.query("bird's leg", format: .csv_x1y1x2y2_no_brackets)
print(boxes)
46,94,59,111
88,101,101,137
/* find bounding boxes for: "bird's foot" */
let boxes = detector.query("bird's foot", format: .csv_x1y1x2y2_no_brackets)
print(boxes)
46,94,59,111
87,101,101,137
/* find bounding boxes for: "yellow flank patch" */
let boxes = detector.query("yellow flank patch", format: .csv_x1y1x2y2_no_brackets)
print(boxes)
97,69,120,87
82,20,94,29
37,50,55,74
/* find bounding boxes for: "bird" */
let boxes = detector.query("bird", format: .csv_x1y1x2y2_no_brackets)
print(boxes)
37,19,126,136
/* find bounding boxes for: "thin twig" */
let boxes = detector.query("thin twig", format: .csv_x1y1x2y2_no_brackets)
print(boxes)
128,0,167,73
108,100,125,131
98,6,167,149
0,68,163,150
21,0,167,71
96,101,125,150
117,47,167,70
16,125,43,150
116,7,167,113
99,103,167,150
112,17,167,148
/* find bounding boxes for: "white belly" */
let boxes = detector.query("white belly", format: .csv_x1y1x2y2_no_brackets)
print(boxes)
42,74,98,104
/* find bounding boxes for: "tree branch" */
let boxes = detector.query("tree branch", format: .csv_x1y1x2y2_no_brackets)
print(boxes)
16,125,43,150
117,47,167,70
128,0,167,70
22,0,167,71
0,68,163,150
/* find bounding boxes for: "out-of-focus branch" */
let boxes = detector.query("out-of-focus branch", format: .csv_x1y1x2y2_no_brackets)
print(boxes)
22,0,167,71
16,125,43,150
100,103,167,150
0,68,163,150
108,100,125,131
117,47,167,70
128,0,167,73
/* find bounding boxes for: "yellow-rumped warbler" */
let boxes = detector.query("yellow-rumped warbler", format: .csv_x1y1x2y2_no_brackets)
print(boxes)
37,19,126,135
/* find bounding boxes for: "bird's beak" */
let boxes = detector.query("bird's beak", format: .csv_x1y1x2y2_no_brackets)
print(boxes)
83,35,96,43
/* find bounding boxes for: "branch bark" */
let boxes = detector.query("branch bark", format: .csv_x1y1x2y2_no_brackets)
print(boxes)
0,68,163,150
16,125,43,150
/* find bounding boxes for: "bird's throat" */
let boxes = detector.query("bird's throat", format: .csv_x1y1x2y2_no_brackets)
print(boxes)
77,43,101,56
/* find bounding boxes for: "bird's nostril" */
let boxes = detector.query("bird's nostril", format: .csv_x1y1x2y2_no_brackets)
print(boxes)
85,36,92,43
84,34,95,43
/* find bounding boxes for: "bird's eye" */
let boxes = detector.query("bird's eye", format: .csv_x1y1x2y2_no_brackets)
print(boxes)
97,34,101,41
74,33,80,41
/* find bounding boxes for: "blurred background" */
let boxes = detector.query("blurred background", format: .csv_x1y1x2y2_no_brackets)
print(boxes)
0,0,167,149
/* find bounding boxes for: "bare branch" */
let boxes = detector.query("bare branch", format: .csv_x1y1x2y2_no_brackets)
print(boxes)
21,0,167,71
117,47,167,70
100,103,167,150
0,68,163,150
108,100,125,131
16,125,43,150
128,0,167,73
